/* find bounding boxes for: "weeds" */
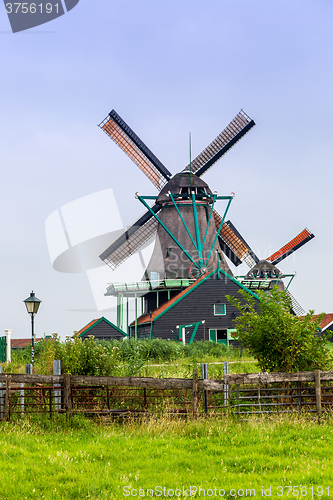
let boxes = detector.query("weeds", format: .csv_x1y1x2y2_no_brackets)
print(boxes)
2,338,254,377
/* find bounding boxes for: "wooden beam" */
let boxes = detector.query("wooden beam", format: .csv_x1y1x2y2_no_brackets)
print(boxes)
0,374,63,384
5,375,11,422
315,370,322,424
192,370,198,419
225,371,318,385
63,374,71,415
70,375,193,390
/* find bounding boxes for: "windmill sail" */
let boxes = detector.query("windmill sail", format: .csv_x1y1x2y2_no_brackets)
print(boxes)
266,228,315,265
99,110,172,190
100,205,161,270
183,110,255,178
214,213,259,268
286,289,305,316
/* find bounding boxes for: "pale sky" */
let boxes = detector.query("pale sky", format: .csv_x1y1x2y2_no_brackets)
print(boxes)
1,0,333,340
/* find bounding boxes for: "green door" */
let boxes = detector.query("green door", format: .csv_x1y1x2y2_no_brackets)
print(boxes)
209,329,217,342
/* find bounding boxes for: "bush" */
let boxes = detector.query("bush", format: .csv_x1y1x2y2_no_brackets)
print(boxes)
24,335,244,376
227,287,332,373
35,333,120,376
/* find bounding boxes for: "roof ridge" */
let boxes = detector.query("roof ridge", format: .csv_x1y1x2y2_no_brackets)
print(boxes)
77,318,101,335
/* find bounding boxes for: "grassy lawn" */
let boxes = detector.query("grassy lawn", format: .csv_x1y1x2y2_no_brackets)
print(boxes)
1,340,332,499
1,415,333,499
138,357,259,379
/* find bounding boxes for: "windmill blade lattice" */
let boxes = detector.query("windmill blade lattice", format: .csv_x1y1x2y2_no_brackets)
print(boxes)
183,110,255,178
99,110,172,190
285,289,305,316
213,212,259,268
100,205,160,270
266,228,315,266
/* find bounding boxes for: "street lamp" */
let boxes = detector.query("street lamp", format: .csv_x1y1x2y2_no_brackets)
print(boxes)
23,291,41,366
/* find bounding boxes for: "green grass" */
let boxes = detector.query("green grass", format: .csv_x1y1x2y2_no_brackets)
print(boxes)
1,415,333,499
136,357,259,379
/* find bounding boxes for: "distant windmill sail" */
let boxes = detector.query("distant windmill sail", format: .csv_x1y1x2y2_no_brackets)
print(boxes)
99,110,172,190
183,110,255,178
266,228,315,265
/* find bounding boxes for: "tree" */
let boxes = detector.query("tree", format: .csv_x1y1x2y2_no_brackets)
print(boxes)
226,287,331,373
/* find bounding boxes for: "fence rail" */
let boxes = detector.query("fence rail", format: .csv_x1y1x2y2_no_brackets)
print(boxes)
0,369,332,421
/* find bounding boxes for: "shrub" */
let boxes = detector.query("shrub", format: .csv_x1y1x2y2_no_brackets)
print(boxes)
227,287,332,373
34,333,120,376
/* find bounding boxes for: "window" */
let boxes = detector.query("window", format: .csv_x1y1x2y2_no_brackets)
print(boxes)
227,329,238,341
214,303,226,315
179,187,189,198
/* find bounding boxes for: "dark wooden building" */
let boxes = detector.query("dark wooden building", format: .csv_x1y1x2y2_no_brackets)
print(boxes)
301,313,333,342
129,268,260,345
78,317,127,341
319,314,333,337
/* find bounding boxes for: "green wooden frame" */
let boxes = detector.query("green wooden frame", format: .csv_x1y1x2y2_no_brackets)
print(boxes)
214,303,226,315
138,193,234,273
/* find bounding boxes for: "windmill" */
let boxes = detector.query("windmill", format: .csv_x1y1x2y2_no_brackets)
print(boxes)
98,109,314,332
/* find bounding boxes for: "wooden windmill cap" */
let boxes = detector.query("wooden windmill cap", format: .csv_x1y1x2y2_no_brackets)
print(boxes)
157,172,213,204
245,259,285,280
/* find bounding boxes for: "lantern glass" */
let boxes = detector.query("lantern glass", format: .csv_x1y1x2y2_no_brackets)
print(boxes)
23,291,41,315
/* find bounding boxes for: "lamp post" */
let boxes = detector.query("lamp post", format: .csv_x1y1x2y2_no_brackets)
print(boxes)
23,291,41,366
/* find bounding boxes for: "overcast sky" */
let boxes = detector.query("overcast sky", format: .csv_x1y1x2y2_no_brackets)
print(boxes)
1,0,332,340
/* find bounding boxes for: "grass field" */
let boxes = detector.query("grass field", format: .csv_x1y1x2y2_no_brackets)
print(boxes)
1,414,333,499
2,341,332,499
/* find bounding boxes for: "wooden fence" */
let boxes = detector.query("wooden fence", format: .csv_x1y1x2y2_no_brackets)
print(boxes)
0,369,332,421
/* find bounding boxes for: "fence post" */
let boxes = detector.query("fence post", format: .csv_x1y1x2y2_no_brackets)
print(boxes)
5,330,11,364
315,370,322,423
192,369,198,419
0,366,3,421
53,360,61,411
5,375,11,421
201,363,208,414
25,364,32,375
236,383,240,419
19,364,31,416
20,380,24,415
63,373,72,416
224,361,229,406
